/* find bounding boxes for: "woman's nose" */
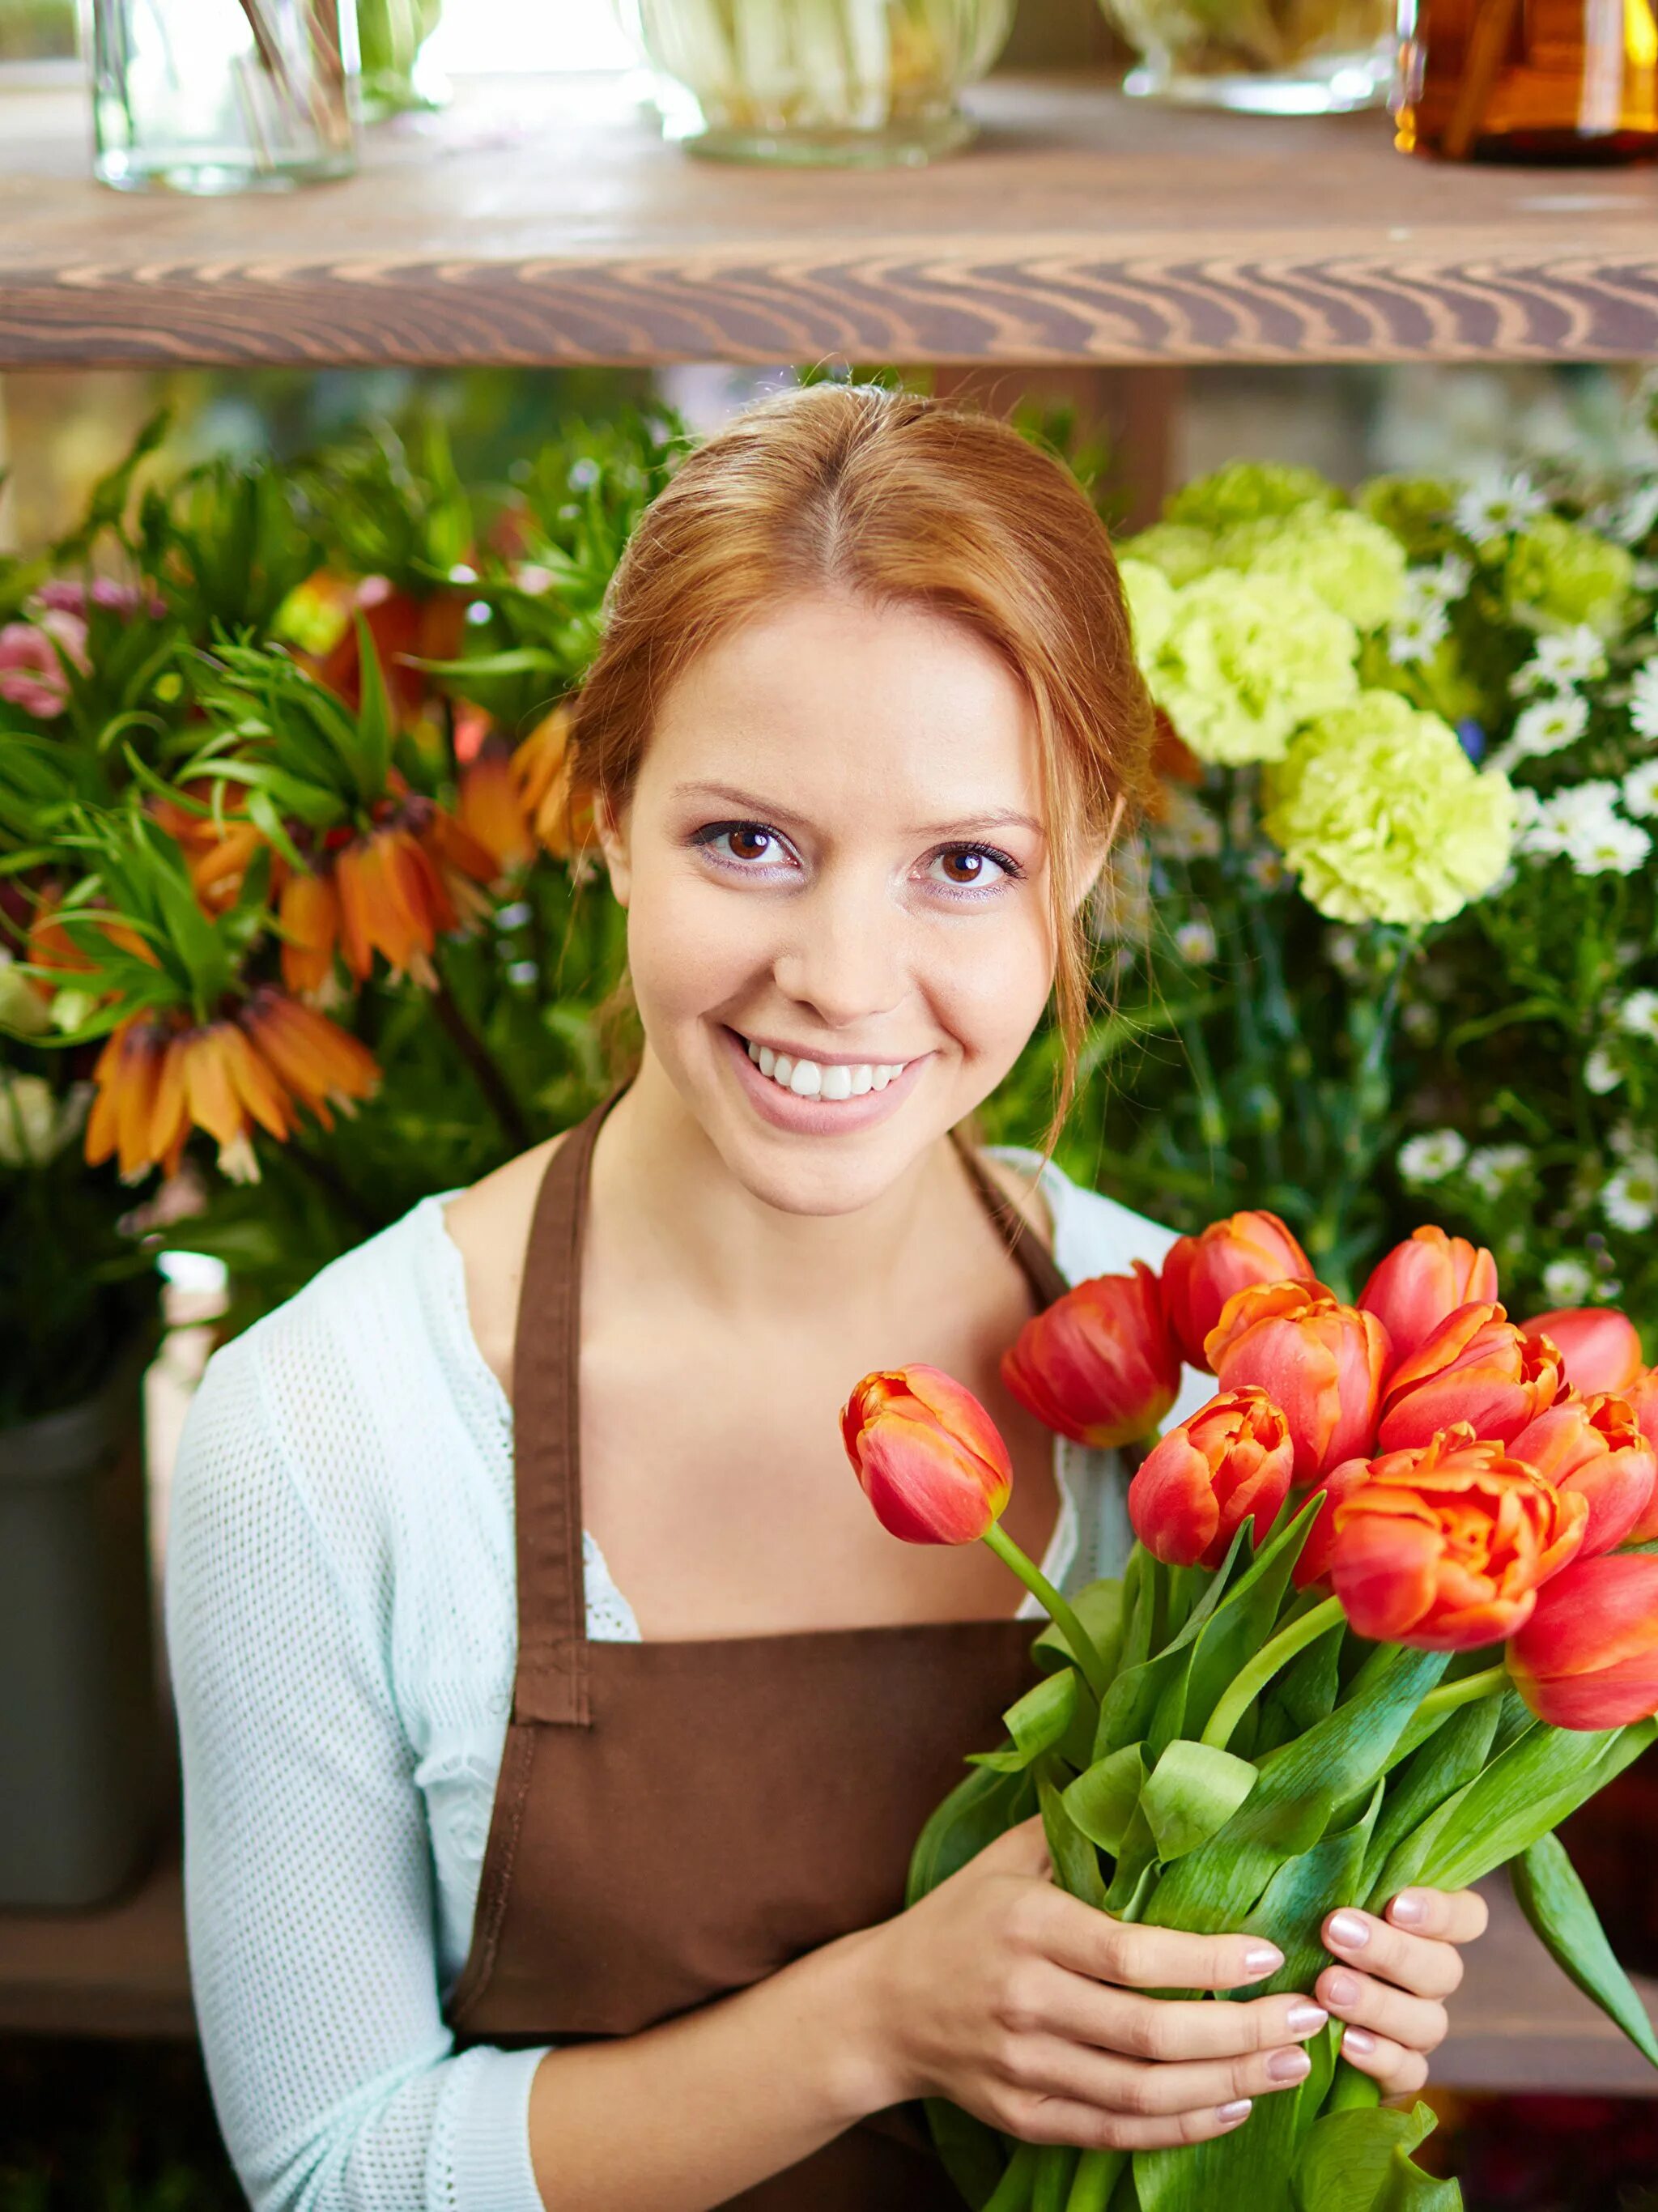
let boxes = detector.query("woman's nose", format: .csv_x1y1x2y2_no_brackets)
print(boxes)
770,873,907,1032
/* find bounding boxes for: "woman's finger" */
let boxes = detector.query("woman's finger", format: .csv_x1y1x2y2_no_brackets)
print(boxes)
1014,2092,1255,2153
1316,1962,1448,2057
1384,1887,1490,1946
976,1814,1053,1878
1322,1907,1465,2001
1044,1893,1285,1993
1005,2031,1314,2122
1035,1967,1328,2063
1334,2024,1430,2098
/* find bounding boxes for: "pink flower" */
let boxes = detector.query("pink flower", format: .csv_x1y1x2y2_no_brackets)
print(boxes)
0,612,88,719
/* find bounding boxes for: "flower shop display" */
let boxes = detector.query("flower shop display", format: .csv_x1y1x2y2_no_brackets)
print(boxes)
1099,0,1395,115
1394,0,1658,164
619,0,1016,164
845,1211,1658,2210
87,0,356,194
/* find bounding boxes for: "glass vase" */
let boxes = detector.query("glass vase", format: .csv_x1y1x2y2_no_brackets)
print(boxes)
86,0,357,193
623,0,1018,164
354,0,447,121
1099,0,1395,111
1395,0,1658,161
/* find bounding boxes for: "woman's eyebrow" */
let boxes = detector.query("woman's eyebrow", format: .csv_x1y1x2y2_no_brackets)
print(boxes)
671,781,1044,840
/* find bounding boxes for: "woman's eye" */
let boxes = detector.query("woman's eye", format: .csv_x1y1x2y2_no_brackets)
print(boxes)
725,827,775,862
693,821,793,869
926,844,1018,893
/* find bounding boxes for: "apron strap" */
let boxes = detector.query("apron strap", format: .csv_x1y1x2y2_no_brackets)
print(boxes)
509,1089,623,1727
508,1101,1069,1728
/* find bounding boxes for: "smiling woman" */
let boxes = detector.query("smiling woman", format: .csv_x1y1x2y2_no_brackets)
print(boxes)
165,383,1486,2212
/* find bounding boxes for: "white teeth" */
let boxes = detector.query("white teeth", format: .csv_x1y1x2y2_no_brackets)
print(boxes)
741,1036,908,1103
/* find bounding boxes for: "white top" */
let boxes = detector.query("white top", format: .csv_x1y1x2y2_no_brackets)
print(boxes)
165,1145,1210,2212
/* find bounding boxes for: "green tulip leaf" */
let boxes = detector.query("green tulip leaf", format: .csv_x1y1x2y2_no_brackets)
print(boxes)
1096,1525,1252,1761
1063,1742,1148,1856
1244,1780,1383,1997
1032,2142,1082,2211
1038,1759,1108,1909
1511,1830,1658,2069
1142,1740,1260,1864
908,1759,1038,1908
1291,2102,1456,2212
1359,1697,1501,1909
1254,1615,1346,1758
1137,2035,1310,2212
924,2099,1006,2210
1180,1495,1328,1746
1034,1576,1126,1684
969,1670,1080,1774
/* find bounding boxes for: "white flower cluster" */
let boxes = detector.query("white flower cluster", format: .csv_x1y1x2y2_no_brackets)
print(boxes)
1512,779,1653,876
1454,470,1547,544
1395,1129,1532,1195
1385,557,1471,667
1511,626,1609,696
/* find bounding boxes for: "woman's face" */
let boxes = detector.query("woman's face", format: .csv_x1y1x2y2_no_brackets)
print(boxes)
598,589,1073,1215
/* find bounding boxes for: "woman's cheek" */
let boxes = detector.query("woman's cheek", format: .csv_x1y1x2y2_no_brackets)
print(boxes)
921,906,1053,1090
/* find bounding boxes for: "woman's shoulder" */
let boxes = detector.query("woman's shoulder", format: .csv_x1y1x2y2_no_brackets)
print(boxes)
983,1142,1184,1283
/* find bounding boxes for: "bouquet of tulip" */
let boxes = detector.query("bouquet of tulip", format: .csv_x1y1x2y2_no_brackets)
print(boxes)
841,1210,1658,2212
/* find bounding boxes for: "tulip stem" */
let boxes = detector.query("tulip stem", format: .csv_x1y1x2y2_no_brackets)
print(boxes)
981,1521,1112,1704
1411,1663,1510,1725
1201,1594,1346,1750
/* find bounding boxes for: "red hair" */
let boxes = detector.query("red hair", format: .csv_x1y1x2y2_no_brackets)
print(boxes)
566,381,1156,1138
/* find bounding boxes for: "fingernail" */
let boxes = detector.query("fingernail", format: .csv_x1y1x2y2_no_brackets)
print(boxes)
1341,2027,1377,2057
1286,2002,1329,2035
1389,1891,1426,1925
1217,2100,1252,2126
1244,1943,1283,1976
1328,1911,1370,1949
1268,2047,1312,2082
1324,1970,1360,2008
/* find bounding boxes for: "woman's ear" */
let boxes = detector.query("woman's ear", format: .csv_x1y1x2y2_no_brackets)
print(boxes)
594,789,633,908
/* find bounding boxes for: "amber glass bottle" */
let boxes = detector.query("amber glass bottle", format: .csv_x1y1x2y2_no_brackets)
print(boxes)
1396,0,1658,160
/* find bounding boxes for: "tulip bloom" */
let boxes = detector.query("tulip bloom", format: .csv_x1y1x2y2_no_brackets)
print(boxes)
1509,1392,1657,1560
1326,1426,1587,1651
1378,1302,1563,1453
1160,1211,1315,1373
1129,1388,1295,1569
1509,1554,1658,1730
840,1366,1012,1545
1519,1307,1644,1398
1291,1455,1375,1592
1626,1371,1658,1542
1001,1263,1181,1450
1358,1227,1499,1375
1209,1283,1390,1486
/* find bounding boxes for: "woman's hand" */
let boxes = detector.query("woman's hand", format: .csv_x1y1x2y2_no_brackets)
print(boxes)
857,1817,1331,2154
1316,1887,1490,2097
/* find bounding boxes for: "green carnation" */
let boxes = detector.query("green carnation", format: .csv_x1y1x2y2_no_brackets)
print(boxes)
1142,571,1360,768
1218,508,1409,632
1165,461,1337,533
1503,513,1634,636
1262,691,1516,925
1355,475,1460,559
1118,522,1217,586
1118,556,1178,658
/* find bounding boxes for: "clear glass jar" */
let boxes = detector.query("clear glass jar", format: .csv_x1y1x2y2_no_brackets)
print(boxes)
86,0,357,193
624,0,1017,164
1396,0,1658,160
1100,0,1395,112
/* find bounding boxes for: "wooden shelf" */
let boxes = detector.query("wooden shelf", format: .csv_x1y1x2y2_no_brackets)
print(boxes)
2,1835,1656,2094
3,70,1657,368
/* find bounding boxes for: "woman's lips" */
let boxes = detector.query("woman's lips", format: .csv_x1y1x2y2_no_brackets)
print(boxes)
720,1023,926,1136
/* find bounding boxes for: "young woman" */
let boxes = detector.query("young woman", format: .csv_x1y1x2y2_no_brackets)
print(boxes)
168,382,1486,2212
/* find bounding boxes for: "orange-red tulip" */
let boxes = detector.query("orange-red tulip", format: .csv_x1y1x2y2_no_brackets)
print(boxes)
1509,1553,1658,1729
1129,1388,1295,1569
1509,1392,1657,1560
1209,1283,1390,1486
1358,1227,1499,1376
1160,1210,1316,1373
1377,1302,1564,1454
1518,1307,1644,1398
840,1365,1013,1545
1626,1371,1658,1542
1326,1425,1587,1651
1001,1264,1181,1450
1291,1455,1375,1592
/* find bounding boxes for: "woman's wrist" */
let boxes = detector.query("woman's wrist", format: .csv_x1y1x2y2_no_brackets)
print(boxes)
787,1917,917,2124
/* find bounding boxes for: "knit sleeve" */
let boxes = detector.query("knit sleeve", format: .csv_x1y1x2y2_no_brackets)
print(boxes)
165,1321,549,2212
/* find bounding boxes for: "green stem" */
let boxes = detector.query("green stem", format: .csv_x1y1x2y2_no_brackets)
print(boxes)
1064,2148,1126,2212
985,2142,1039,2212
1201,1594,1346,1750
1326,2057,1383,2112
1407,1663,1510,1732
982,1521,1112,1705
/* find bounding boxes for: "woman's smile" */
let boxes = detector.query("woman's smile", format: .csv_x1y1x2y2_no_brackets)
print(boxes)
720,1019,931,1137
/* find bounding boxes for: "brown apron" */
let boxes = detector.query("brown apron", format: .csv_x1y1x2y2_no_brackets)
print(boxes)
445,1090,1071,2206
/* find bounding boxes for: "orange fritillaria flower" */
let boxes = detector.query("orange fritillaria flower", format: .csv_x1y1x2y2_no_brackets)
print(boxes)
512,705,595,860
334,821,458,989
458,734,536,875
276,868,342,996
1325,1423,1587,1652
147,787,266,917
240,985,379,1130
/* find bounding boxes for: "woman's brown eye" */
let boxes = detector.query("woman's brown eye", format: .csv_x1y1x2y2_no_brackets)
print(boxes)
940,850,984,884
728,828,772,861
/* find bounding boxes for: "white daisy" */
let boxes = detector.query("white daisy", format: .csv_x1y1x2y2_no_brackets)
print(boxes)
1613,480,1658,547
1398,1129,1469,1183
1565,812,1652,878
1248,849,1286,892
1630,660,1658,740
1456,470,1547,543
1172,917,1218,965
1584,1044,1624,1094
1610,1118,1643,1158
1494,692,1590,767
1617,987,1658,1041
1603,1156,1658,1234
1423,554,1473,602
1542,1256,1596,1305
1513,627,1610,696
1516,780,1622,858
1622,758,1658,819
1466,1143,1531,1199
1387,600,1450,666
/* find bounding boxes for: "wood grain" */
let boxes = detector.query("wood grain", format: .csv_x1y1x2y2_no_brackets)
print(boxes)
2,72,1657,367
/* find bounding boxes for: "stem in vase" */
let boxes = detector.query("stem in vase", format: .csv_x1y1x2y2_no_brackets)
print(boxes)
981,1520,1112,1705
1201,1593,1347,1750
